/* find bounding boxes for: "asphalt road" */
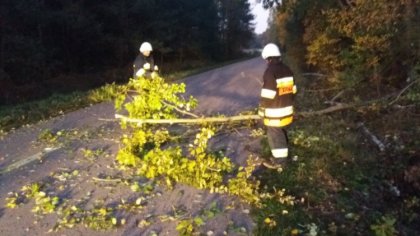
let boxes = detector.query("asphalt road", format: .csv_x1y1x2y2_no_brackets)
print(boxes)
184,57,265,115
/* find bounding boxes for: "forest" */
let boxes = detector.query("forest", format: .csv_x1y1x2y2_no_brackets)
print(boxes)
0,0,255,105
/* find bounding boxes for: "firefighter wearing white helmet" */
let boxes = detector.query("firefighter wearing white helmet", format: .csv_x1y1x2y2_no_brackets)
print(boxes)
258,43,297,169
140,42,153,53
133,42,159,78
261,43,281,59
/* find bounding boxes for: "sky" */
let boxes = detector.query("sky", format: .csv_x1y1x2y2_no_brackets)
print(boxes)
249,0,269,34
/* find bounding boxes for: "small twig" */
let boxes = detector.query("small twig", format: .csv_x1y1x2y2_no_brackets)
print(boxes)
98,118,117,122
389,80,419,105
330,90,345,102
301,73,327,77
232,127,244,137
207,166,221,172
324,90,345,105
299,103,352,117
251,76,263,86
305,87,341,92
392,104,417,109
92,177,122,182
357,122,386,152
161,101,199,118
126,94,135,102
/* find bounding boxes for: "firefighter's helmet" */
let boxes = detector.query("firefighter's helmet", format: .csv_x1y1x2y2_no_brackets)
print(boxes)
262,43,281,59
139,42,153,53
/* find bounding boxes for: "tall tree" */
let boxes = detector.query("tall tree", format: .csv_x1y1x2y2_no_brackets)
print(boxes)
217,0,255,58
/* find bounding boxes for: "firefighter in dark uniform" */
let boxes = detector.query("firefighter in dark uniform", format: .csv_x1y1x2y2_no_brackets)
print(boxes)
258,43,297,169
133,42,159,78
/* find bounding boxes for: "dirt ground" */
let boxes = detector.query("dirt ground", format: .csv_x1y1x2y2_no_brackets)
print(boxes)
0,58,266,235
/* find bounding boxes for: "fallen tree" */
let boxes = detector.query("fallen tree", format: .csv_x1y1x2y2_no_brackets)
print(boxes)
108,75,296,208
115,113,260,125
112,101,366,125
115,85,415,126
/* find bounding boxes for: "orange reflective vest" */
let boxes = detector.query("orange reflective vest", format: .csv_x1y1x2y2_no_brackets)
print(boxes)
259,59,296,127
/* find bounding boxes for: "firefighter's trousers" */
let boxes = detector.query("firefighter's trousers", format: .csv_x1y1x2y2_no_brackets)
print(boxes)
266,126,289,158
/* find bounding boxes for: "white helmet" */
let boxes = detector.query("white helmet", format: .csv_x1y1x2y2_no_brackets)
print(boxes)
262,43,281,59
139,42,153,53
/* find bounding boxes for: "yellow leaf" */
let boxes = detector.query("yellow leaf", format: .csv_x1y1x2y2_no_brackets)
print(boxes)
291,229,299,235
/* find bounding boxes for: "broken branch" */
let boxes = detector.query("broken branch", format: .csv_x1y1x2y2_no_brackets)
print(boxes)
301,72,327,77
299,103,352,117
114,92,404,124
115,114,260,125
388,80,419,105
357,122,386,152
161,101,199,118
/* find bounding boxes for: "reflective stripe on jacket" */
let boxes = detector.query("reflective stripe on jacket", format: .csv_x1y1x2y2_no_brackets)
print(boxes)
259,59,295,127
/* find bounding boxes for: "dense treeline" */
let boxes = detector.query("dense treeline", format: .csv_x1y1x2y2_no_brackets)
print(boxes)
0,0,254,105
262,0,419,91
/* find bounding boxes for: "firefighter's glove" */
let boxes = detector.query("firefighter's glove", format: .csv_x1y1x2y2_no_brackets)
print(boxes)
143,63,151,70
151,71,159,79
136,68,146,77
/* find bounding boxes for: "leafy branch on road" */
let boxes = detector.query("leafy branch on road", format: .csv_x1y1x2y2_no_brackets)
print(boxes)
114,75,295,206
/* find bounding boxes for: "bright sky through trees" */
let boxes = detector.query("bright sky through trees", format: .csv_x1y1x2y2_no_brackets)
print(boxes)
249,0,269,34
